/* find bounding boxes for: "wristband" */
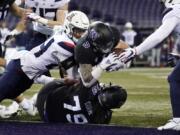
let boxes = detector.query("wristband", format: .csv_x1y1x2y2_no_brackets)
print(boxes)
38,17,48,25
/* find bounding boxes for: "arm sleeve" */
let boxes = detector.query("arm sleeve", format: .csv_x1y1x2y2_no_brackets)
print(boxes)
136,17,179,55
34,75,55,85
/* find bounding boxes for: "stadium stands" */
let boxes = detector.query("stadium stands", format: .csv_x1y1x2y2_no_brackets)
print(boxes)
69,0,164,29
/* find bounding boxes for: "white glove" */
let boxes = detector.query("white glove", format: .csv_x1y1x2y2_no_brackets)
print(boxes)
9,29,20,36
99,52,120,70
106,60,125,72
27,13,48,25
119,48,136,63
27,13,41,20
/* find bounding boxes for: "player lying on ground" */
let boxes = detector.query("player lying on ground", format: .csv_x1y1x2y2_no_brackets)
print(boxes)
36,80,127,124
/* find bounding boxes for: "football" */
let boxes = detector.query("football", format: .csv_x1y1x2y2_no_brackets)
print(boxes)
113,40,129,55
113,48,125,55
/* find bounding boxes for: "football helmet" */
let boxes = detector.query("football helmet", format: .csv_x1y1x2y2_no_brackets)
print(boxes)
63,11,90,42
87,21,120,54
98,85,127,109
159,0,180,7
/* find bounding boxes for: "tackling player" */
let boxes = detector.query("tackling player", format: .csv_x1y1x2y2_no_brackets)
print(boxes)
36,80,127,124
0,11,89,117
117,0,180,131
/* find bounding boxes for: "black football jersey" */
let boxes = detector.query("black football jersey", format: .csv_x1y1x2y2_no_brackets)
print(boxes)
74,36,104,66
45,82,112,124
0,0,15,20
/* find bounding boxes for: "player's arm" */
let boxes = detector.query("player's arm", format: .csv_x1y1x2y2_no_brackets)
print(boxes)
10,3,30,18
27,3,69,28
78,64,98,88
48,3,69,27
9,3,32,35
135,17,179,55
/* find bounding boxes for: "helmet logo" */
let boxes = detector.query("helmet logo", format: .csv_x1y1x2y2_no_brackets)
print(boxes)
66,13,76,22
89,29,99,41
82,41,90,48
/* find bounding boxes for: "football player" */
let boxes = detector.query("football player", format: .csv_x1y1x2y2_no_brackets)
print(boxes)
116,0,180,131
36,80,127,124
0,11,89,117
0,0,31,64
24,0,70,50
75,21,125,88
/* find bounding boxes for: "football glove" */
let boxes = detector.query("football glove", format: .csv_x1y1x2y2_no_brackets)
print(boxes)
106,60,125,72
99,52,120,71
119,48,136,63
27,13,48,25
27,13,41,20
167,53,180,67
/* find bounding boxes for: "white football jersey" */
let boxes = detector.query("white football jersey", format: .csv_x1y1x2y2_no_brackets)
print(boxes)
163,5,180,34
18,31,76,80
25,0,70,35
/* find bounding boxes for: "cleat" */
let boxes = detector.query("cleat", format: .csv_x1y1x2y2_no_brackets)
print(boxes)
158,119,180,131
0,103,19,118
21,100,37,116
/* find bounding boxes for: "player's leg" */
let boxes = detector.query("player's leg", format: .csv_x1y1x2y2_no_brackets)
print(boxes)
14,94,37,116
0,59,32,118
158,60,180,130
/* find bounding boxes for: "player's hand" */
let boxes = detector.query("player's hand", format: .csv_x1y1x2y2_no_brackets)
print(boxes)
167,53,180,67
27,13,41,21
119,48,136,63
64,78,80,86
99,52,120,71
106,60,125,72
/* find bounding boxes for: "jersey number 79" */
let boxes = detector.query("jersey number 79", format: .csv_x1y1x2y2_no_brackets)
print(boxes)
63,96,88,124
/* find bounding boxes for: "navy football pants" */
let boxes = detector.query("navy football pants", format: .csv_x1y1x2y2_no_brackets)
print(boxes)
168,60,180,117
0,59,33,101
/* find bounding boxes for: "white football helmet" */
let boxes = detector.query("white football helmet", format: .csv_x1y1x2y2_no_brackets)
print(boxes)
160,0,180,7
63,11,90,42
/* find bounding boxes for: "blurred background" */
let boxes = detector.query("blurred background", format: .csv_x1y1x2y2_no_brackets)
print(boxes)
2,0,176,68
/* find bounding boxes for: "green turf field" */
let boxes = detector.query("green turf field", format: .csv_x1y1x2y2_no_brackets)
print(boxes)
0,67,174,128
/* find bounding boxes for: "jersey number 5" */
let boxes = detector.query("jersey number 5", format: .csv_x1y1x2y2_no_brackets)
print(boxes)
63,96,88,124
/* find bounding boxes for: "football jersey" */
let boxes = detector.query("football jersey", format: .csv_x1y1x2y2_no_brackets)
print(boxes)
16,31,76,80
44,82,112,124
163,5,180,34
25,0,70,35
0,0,15,20
75,36,104,66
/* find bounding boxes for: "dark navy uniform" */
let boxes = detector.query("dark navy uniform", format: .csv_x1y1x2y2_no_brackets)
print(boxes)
0,0,15,20
37,81,112,124
0,0,15,56
75,36,105,66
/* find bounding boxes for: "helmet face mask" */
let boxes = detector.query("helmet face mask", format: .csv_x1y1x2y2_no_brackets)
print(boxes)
98,85,127,109
63,11,90,42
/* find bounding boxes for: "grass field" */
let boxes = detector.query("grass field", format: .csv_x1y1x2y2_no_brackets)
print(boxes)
0,67,174,128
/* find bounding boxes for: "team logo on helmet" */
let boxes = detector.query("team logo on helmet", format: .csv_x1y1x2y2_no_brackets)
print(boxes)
89,29,100,41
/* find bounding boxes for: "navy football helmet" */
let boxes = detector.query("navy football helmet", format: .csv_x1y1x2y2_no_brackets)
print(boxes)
87,21,120,54
98,85,127,109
